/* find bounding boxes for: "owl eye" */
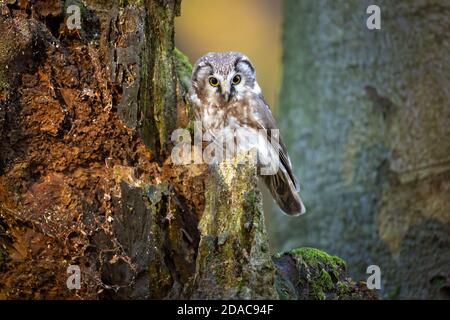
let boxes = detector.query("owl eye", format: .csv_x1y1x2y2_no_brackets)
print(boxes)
209,77,219,87
231,75,241,85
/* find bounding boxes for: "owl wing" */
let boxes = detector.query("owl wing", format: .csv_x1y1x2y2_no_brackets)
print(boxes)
249,94,305,215
249,94,298,189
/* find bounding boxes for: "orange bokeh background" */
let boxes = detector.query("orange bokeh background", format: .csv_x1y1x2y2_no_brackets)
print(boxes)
175,0,283,111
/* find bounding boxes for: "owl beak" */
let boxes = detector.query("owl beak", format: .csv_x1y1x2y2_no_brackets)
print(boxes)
223,91,231,103
223,87,235,103
221,82,233,103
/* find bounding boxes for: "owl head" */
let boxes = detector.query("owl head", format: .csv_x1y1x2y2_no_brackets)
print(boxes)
191,52,258,105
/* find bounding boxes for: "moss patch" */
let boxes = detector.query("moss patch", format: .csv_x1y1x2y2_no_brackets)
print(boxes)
192,155,277,299
174,47,192,82
273,247,377,300
118,0,144,7
173,47,195,131
0,71,8,89
291,247,346,270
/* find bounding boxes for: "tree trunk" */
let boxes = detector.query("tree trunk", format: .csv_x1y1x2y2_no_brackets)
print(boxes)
0,0,202,299
275,0,450,299
191,154,278,299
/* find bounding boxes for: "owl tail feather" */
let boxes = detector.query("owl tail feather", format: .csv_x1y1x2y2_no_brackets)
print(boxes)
263,170,306,216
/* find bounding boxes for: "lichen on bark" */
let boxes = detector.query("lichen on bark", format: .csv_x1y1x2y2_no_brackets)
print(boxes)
191,154,278,299
139,0,181,158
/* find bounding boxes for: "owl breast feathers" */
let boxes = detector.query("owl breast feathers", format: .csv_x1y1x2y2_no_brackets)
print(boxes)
189,51,305,216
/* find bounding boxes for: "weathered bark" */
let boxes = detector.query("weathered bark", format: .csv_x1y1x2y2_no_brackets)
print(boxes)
191,155,277,299
275,0,450,299
0,0,204,299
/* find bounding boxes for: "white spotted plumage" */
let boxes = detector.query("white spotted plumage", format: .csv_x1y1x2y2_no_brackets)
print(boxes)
190,52,305,215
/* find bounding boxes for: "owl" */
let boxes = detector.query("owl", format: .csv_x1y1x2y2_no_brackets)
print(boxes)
190,52,305,216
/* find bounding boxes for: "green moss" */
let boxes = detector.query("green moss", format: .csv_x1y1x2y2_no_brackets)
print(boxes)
117,0,144,7
0,71,8,89
277,247,349,300
139,2,179,153
291,247,346,270
243,190,258,215
336,280,352,295
309,268,333,300
244,190,257,205
64,0,88,14
315,291,326,300
173,48,195,129
236,278,244,291
318,268,333,290
173,47,192,80
185,121,195,135
193,156,277,299
387,284,401,300
274,247,376,300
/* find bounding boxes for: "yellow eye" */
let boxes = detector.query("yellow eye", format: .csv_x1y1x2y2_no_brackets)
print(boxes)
209,77,219,87
232,75,241,85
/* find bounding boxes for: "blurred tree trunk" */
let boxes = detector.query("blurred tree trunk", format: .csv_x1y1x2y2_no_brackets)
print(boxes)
275,0,450,299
